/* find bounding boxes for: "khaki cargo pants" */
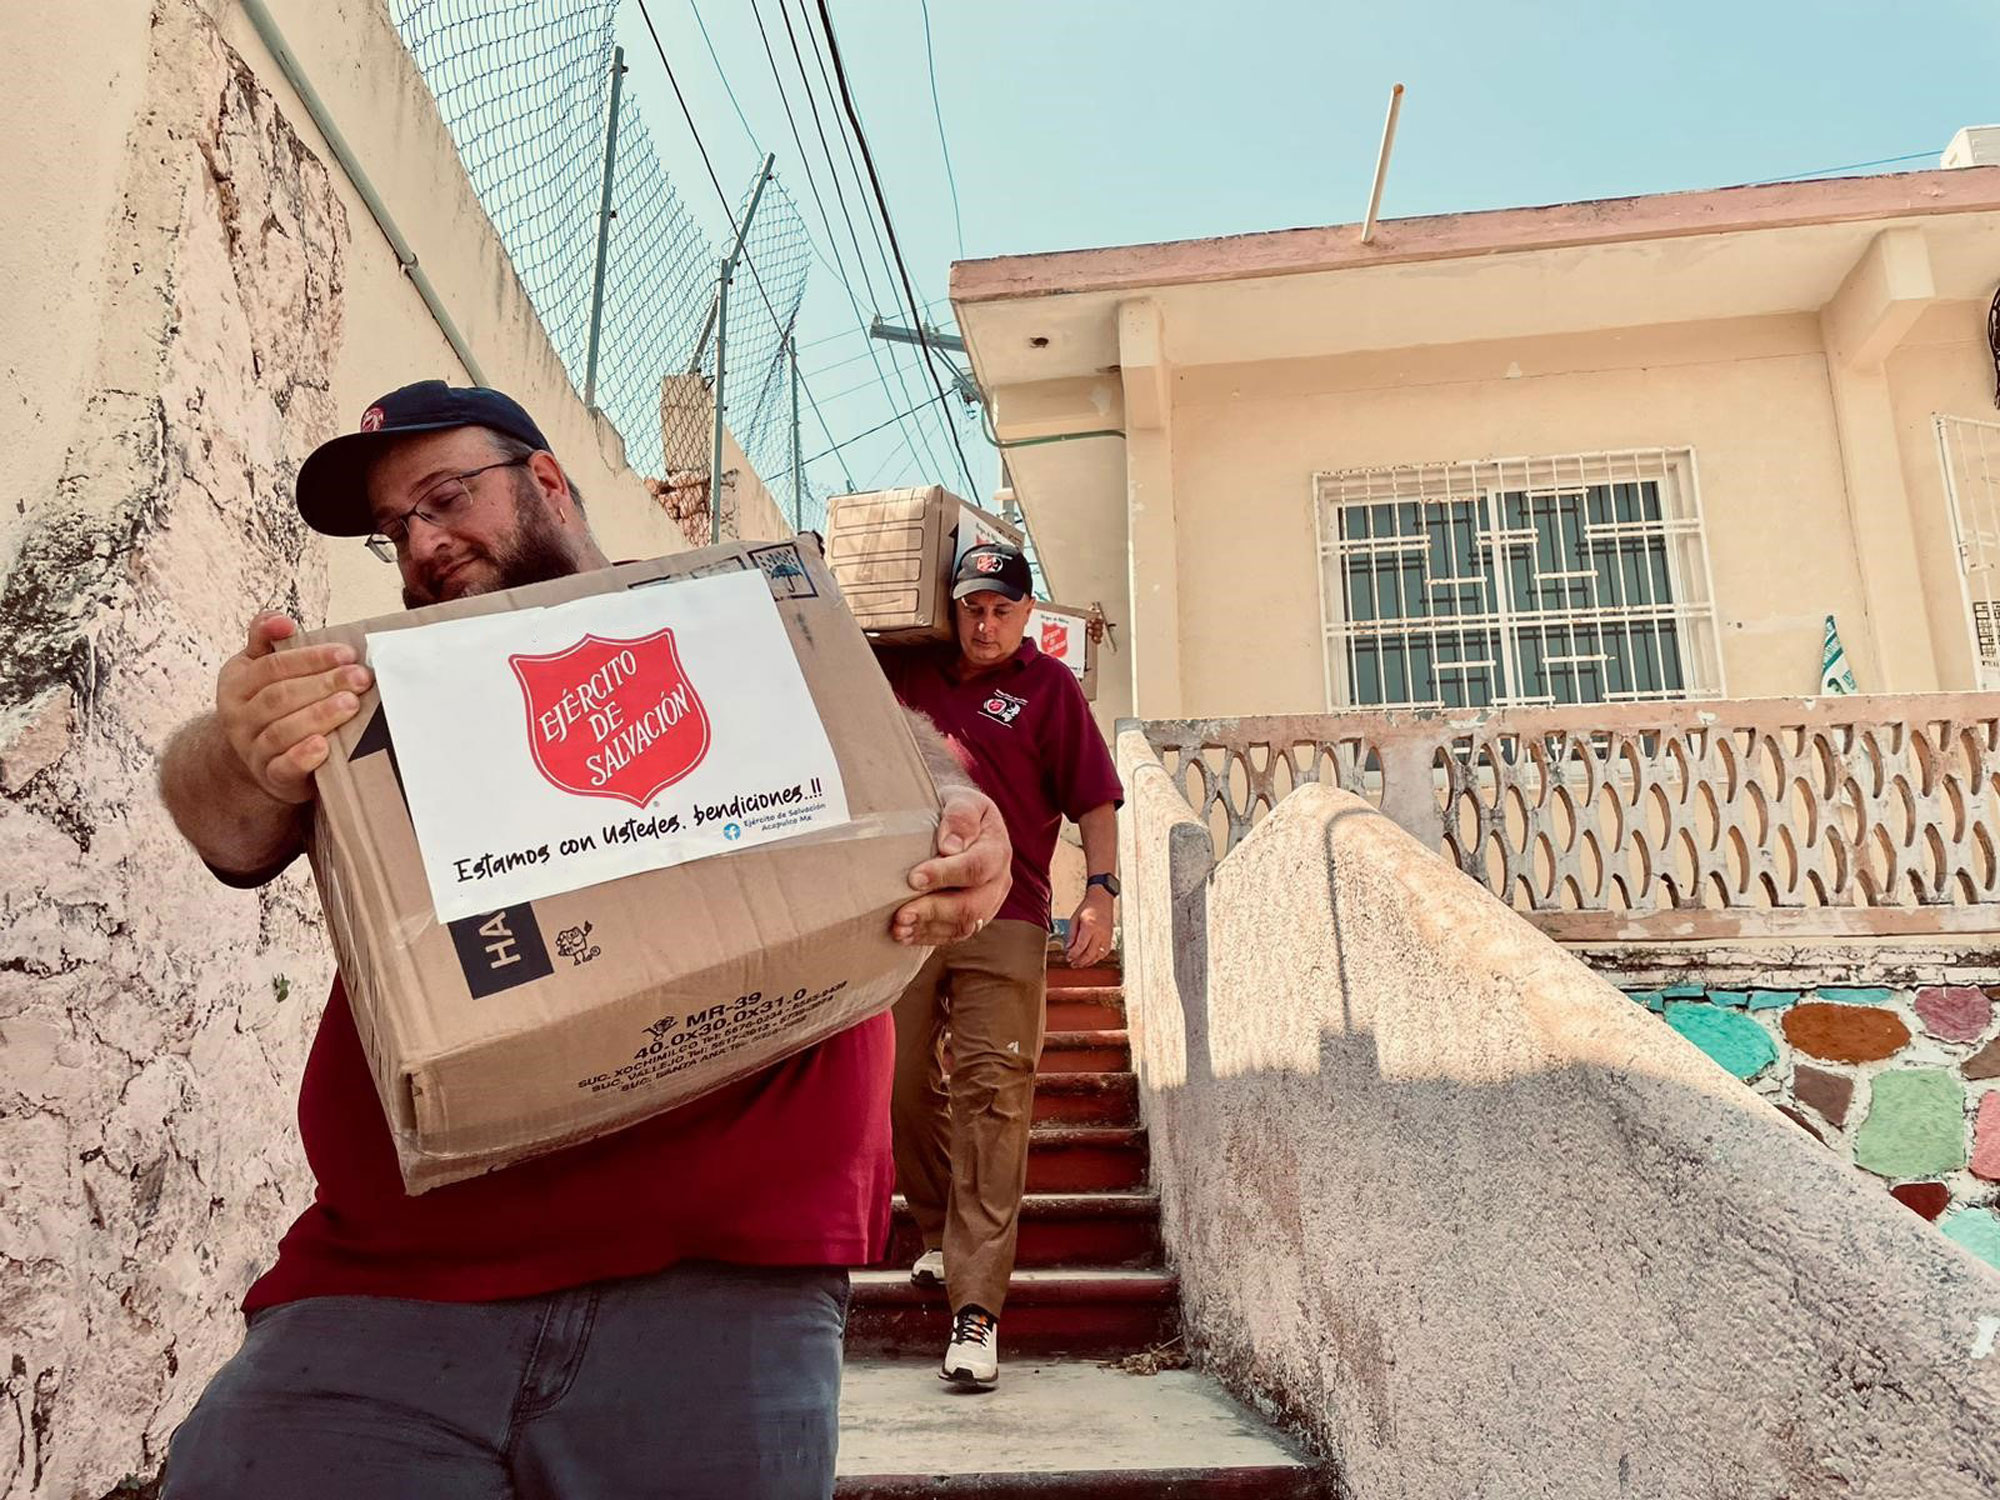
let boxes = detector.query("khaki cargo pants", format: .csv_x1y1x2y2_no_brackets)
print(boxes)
890,918,1048,1318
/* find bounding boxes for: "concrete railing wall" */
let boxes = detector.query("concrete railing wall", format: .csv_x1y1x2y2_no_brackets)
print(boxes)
1143,694,2000,943
1117,723,2000,1498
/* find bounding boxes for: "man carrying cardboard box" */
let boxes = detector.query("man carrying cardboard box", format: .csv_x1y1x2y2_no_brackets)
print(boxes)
877,543,1123,1390
155,382,1012,1499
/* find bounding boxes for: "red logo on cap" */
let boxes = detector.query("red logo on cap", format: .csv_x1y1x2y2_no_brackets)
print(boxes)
359,405,386,433
1040,620,1070,659
974,552,1006,574
510,630,711,807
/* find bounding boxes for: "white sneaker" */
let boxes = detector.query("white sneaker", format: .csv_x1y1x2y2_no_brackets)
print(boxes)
940,1305,999,1389
910,1249,945,1288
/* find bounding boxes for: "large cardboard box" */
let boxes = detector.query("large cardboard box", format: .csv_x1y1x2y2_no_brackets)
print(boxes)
284,538,939,1194
1026,601,1098,701
824,485,1024,643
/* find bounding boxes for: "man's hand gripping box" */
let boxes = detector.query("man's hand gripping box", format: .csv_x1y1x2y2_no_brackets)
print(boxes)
285,539,937,1193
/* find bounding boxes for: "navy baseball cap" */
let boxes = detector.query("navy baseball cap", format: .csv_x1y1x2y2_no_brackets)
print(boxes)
295,381,551,536
951,543,1032,603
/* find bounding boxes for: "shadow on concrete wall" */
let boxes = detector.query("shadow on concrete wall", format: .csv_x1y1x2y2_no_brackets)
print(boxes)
1119,749,2000,1500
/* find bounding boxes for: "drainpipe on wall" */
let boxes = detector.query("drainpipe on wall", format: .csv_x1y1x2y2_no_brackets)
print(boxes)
237,0,489,387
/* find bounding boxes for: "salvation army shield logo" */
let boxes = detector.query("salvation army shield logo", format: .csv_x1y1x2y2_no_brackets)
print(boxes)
1039,619,1070,661
973,552,1006,574
509,629,711,808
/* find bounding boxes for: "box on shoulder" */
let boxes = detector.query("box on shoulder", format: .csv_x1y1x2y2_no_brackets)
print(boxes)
824,485,1023,644
282,537,939,1195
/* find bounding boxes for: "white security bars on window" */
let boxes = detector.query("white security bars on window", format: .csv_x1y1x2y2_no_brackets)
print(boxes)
1314,448,1723,711
1938,414,2000,688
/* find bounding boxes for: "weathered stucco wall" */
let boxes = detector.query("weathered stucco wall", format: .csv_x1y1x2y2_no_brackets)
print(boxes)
0,7,344,1494
1,3,798,1496
1170,316,1892,715
1118,726,2000,1497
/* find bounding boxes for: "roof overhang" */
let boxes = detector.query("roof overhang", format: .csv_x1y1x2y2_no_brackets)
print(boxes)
954,169,2000,388
952,169,2000,619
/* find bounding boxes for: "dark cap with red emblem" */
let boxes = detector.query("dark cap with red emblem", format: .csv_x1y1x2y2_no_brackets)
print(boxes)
295,380,552,536
950,543,1032,603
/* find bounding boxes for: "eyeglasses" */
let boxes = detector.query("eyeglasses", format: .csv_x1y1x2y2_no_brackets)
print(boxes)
365,457,532,563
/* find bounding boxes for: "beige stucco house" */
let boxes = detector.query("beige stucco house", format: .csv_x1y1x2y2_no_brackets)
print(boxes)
953,154,2000,732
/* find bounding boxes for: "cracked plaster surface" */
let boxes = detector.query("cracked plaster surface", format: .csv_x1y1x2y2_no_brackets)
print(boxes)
1,5,346,1494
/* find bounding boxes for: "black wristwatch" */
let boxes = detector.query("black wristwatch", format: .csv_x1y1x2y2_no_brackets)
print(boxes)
1086,873,1121,898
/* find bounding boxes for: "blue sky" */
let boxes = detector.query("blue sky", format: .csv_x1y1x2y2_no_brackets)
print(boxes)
610,0,2000,505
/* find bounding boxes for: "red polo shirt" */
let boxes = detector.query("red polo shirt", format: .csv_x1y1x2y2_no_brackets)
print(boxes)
240,981,892,1311
880,639,1122,929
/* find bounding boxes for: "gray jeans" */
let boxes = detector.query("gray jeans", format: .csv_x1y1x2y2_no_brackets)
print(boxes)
163,1261,849,1499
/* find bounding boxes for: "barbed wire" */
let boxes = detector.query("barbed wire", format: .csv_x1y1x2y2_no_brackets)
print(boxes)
388,0,817,536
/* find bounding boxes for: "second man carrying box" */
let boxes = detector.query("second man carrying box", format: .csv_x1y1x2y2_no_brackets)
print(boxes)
875,542,1125,1391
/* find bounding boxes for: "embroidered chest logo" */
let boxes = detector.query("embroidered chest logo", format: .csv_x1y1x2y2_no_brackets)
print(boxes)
978,689,1028,727
509,629,711,807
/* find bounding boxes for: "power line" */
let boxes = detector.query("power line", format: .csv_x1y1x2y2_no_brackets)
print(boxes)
1739,149,1936,189
800,360,858,491
745,0,943,480
773,0,958,484
918,0,964,258
633,0,793,346
795,292,949,356
636,0,955,501
812,0,979,491
804,329,954,384
685,0,761,153
789,0,969,478
632,0,857,522
854,440,914,493
807,394,937,462
633,0,731,215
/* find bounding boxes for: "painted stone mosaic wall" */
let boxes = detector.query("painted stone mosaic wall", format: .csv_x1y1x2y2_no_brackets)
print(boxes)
1621,980,2000,1271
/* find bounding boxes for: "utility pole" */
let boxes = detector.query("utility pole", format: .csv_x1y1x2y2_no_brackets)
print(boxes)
707,153,777,545
789,337,804,533
868,314,965,353
869,316,979,404
582,46,627,409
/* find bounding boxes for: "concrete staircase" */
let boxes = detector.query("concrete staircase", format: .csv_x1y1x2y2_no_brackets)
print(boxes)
837,961,1325,1497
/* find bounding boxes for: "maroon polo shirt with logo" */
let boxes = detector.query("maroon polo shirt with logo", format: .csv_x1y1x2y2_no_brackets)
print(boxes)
239,979,893,1312
880,639,1123,929
230,559,897,1309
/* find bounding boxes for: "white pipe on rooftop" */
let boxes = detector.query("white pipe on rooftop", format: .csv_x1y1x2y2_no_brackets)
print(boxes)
1360,83,1406,245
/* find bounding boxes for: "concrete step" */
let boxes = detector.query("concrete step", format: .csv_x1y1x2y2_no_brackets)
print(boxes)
1029,1125,1147,1193
1032,1071,1138,1126
879,1191,1163,1271
1040,1028,1132,1073
1045,986,1126,1031
836,1357,1324,1498
846,1269,1179,1359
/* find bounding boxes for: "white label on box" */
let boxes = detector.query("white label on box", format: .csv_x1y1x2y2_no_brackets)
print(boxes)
1028,608,1087,686
366,571,850,922
955,511,1016,570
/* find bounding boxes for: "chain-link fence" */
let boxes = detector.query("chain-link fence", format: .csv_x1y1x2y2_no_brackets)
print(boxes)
389,0,814,537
